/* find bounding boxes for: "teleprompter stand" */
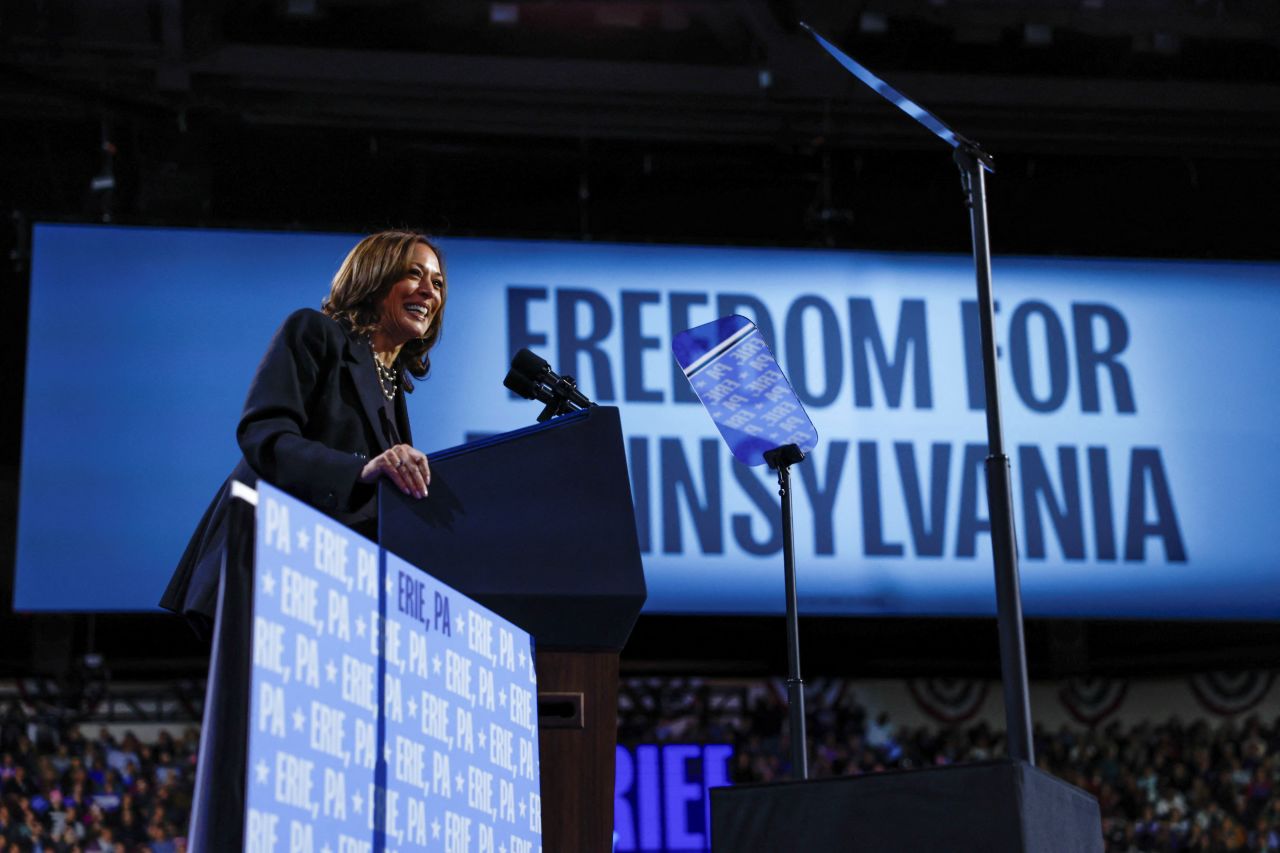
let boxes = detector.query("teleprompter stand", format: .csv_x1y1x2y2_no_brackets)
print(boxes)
711,26,1104,853
672,315,821,781
801,17,1034,764
955,142,1036,763
762,443,809,781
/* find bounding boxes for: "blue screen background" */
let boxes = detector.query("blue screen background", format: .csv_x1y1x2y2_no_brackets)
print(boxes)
15,223,1280,617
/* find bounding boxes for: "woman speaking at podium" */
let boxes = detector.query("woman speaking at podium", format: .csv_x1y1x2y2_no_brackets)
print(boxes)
160,230,447,640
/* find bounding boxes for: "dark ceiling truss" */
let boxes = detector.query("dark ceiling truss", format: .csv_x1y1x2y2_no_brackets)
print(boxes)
3,0,1279,155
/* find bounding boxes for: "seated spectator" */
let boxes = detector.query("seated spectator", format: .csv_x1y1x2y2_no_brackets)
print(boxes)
1,767,35,800
148,823,178,853
91,776,122,814
46,788,71,838
85,824,117,852
153,751,179,788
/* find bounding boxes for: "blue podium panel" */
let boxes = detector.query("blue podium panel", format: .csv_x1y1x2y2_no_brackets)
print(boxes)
383,551,543,852
245,482,381,852
245,482,542,852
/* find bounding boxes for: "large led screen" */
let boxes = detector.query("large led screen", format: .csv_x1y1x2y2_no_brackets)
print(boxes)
15,223,1280,617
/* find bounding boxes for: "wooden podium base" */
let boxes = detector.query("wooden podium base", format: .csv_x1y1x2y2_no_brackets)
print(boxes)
536,650,620,853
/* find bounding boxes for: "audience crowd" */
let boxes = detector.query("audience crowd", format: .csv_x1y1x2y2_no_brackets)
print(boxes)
0,719,193,853
619,682,1280,852
1,683,1276,851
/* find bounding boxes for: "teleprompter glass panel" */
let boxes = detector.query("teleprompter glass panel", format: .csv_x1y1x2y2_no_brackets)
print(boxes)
672,315,818,467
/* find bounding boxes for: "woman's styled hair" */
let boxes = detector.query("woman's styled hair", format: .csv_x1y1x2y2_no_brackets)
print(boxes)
321,230,447,389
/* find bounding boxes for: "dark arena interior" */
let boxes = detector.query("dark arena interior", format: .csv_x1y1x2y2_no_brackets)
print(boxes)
2,2,1279,851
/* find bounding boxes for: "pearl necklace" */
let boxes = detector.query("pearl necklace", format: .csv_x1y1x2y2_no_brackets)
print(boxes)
371,347,399,401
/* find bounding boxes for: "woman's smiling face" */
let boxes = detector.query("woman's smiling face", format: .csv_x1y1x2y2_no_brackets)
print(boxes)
375,242,445,348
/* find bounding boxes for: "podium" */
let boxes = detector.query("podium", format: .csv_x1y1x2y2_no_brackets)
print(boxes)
379,406,647,851
190,406,643,852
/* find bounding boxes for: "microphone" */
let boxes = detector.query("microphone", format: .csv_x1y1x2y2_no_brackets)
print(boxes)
502,367,554,404
511,348,551,384
505,348,596,420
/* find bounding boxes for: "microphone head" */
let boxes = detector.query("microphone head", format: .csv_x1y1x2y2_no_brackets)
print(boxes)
503,368,541,401
511,348,550,380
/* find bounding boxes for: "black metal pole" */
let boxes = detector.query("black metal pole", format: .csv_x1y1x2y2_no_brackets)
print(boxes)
955,146,1035,765
764,444,808,780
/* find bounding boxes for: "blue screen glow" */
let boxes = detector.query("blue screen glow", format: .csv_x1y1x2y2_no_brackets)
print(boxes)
15,223,1280,617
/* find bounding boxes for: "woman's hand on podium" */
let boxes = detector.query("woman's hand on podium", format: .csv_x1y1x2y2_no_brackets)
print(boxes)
360,443,431,499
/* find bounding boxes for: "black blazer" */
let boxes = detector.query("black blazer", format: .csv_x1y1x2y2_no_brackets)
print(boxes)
160,308,413,624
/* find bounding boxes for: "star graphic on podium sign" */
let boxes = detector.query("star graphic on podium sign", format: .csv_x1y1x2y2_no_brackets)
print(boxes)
408,697,418,718
254,760,270,784
352,790,364,814
478,730,486,749
292,708,306,732
499,688,507,707
385,575,395,595
431,819,441,839
297,529,310,551
355,615,366,637
455,772,464,792
261,572,276,596
432,655,442,674
384,743,393,763
325,659,337,683
519,800,526,818
518,649,526,668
